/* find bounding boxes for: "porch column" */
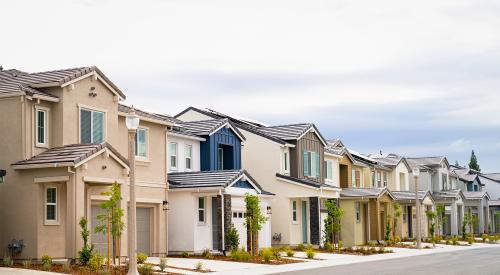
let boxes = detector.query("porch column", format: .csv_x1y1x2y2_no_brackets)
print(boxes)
376,200,381,240
451,203,458,236
66,176,76,259
479,204,485,234
223,195,232,252
309,197,320,245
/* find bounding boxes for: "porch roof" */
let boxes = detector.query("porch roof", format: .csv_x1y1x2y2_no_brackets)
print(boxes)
463,191,490,200
432,189,465,201
275,173,339,190
340,187,394,200
168,169,274,195
118,104,177,125
11,143,129,169
391,190,433,203
489,200,500,206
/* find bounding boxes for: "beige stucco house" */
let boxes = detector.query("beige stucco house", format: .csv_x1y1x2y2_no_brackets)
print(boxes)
0,67,173,260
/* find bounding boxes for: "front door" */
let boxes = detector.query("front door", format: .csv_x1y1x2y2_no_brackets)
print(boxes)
137,208,151,255
91,205,113,256
301,201,308,243
408,206,413,238
212,197,219,250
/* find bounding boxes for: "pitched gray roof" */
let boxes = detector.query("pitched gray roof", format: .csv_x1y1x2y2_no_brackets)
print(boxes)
118,104,176,125
275,173,337,189
482,173,500,182
391,191,432,202
325,146,343,156
406,157,446,169
0,66,125,99
450,165,481,183
432,189,464,201
168,169,273,195
463,191,489,200
178,119,245,140
12,143,128,168
259,123,317,141
489,200,500,206
340,187,392,199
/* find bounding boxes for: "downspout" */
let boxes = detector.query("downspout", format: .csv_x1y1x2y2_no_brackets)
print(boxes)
165,128,169,255
68,166,76,260
21,96,26,159
219,189,225,254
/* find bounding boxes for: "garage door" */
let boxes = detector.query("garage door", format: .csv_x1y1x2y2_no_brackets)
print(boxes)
137,208,151,255
91,205,113,256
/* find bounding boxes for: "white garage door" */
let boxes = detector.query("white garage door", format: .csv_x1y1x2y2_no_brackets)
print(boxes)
91,205,113,256
137,208,151,255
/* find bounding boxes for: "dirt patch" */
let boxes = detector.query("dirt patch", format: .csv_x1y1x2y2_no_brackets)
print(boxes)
0,263,182,275
169,255,303,265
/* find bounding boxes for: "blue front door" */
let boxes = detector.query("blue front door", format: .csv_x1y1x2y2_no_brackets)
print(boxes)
301,201,308,243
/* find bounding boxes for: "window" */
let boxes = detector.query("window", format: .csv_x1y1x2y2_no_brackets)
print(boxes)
442,175,448,190
403,206,407,223
45,187,57,223
292,201,297,222
371,172,375,187
80,108,104,143
376,172,382,187
0,175,4,184
303,151,320,178
169,142,178,169
135,128,148,158
354,170,361,187
355,202,361,223
185,145,193,170
36,109,47,146
325,161,333,181
198,197,205,223
217,147,224,170
383,172,388,187
283,151,289,174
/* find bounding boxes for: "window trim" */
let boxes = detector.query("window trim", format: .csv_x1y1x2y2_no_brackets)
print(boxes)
78,105,107,144
35,107,49,148
325,160,333,181
303,150,320,179
197,196,206,224
135,126,149,161
185,144,193,171
0,175,4,184
292,200,298,224
283,150,290,175
169,142,178,170
44,186,59,225
376,171,382,187
383,172,388,187
217,147,224,170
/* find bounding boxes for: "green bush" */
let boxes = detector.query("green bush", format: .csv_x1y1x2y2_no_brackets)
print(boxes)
2,256,13,267
230,248,251,262
78,217,94,266
286,248,295,257
226,224,240,251
180,251,189,258
88,253,103,272
260,248,273,263
202,248,214,259
323,242,333,251
195,261,204,271
22,259,32,269
138,263,154,275
63,261,72,273
297,243,306,251
306,248,315,259
41,254,52,266
137,252,148,264
159,257,167,272
271,247,282,260
451,236,459,245
481,234,488,242
367,241,377,247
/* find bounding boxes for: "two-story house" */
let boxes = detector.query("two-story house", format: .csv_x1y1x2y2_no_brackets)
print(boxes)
0,67,172,260
449,165,490,234
174,107,341,248
166,118,273,254
406,157,465,236
371,153,434,240
478,173,500,233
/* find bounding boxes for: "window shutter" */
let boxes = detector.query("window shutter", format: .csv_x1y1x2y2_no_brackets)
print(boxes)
303,151,309,176
92,111,104,143
80,109,92,143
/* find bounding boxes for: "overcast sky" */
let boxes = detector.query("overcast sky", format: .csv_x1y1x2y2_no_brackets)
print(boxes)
2,0,500,172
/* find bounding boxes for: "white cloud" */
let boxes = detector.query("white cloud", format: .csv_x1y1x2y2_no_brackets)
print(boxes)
448,139,472,152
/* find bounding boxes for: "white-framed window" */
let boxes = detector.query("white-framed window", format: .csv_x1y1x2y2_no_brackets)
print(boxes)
198,197,205,223
80,108,105,144
283,151,290,174
45,187,58,224
376,172,382,187
355,202,361,223
36,108,48,147
442,174,448,190
169,142,178,169
403,206,407,223
383,172,388,187
185,145,193,170
325,160,333,181
217,147,224,170
303,151,320,178
292,200,298,223
352,169,362,187
135,127,148,159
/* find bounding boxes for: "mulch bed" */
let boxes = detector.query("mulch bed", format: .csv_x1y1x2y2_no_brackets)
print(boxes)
169,255,303,265
0,263,182,275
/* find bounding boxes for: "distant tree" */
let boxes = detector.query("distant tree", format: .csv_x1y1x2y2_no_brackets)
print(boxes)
468,150,481,172
454,161,460,167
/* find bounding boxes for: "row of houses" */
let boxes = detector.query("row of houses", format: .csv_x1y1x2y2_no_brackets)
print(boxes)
0,66,499,260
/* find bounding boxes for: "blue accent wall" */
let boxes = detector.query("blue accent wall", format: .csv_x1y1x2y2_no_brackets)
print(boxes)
232,180,254,189
200,127,242,171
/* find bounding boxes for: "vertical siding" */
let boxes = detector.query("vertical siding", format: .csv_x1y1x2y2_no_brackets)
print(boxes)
291,131,325,183
200,127,242,171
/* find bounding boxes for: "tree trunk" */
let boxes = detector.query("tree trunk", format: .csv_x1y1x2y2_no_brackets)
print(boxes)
107,215,111,269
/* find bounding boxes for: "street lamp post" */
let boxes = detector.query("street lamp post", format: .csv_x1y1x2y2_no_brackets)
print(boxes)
126,107,140,275
412,167,422,249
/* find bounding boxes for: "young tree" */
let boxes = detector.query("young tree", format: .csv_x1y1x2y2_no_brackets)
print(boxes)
435,204,447,237
78,217,94,266
324,200,344,250
95,183,125,267
468,150,481,172
244,194,267,256
392,203,402,239
426,210,437,240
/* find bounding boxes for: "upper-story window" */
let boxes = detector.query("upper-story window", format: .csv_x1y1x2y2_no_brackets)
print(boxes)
283,151,290,174
442,174,448,190
169,142,178,170
376,171,382,187
217,147,224,170
80,108,105,144
324,160,333,181
383,172,388,187
36,108,48,147
303,151,320,178
352,169,362,187
185,144,193,170
135,128,148,159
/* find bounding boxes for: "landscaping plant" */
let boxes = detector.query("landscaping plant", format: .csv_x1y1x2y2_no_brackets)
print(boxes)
244,193,268,256
306,248,316,259
159,257,167,272
225,224,240,251
392,203,402,239
436,204,447,238
385,215,392,241
323,199,344,250
426,210,436,240
2,256,13,267
323,242,333,251
260,248,273,263
137,252,148,264
195,261,204,271
138,263,154,275
297,243,306,251
78,217,95,266
180,251,189,258
202,248,214,259
286,248,295,257
88,252,103,272
22,259,32,269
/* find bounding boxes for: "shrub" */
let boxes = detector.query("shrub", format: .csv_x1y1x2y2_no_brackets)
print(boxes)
2,256,13,267
306,248,315,259
481,234,488,242
271,247,282,260
180,251,189,258
297,243,306,251
394,236,401,243
22,259,32,269
286,248,295,257
159,257,167,272
451,236,459,245
202,248,214,260
230,248,251,262
63,261,72,273
88,253,103,272
138,263,154,275
323,242,333,251
78,217,94,266
137,252,148,264
41,254,52,266
226,224,240,251
195,261,204,271
367,241,377,247
260,248,273,263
